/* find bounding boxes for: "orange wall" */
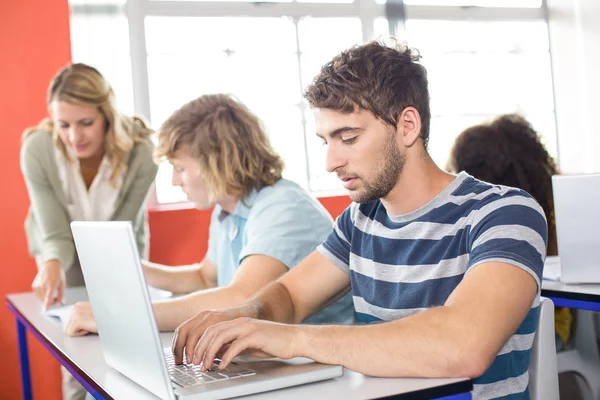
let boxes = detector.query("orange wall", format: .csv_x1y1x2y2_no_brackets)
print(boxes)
148,206,212,265
148,195,352,264
0,1,72,399
317,195,353,220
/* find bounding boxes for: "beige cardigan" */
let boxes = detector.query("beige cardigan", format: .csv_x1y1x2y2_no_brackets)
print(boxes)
20,130,158,285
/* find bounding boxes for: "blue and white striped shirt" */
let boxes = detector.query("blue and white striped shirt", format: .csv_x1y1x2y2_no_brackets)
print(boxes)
318,172,546,400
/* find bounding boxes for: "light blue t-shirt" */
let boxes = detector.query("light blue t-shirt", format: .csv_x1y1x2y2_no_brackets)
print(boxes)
206,178,355,324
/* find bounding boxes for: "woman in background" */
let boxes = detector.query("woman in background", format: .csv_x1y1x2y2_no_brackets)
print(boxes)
447,114,558,256
20,63,158,400
447,113,579,398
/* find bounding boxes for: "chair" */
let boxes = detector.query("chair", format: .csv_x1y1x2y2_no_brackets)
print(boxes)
556,310,600,400
529,297,559,400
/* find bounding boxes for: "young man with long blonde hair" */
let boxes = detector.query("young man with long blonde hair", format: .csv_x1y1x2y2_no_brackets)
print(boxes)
65,94,354,337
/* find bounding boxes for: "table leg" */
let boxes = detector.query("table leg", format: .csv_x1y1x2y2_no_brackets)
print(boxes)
17,319,33,400
14,313,107,400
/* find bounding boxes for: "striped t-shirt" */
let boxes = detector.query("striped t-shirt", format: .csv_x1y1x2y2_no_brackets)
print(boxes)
318,172,546,400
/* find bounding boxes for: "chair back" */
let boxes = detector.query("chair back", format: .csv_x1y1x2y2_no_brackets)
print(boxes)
529,296,559,400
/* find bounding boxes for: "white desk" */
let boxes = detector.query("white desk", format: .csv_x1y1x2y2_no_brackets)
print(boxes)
6,291,472,400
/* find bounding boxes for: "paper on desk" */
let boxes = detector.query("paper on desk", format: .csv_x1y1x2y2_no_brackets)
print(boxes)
43,286,172,323
44,305,74,322
542,256,561,282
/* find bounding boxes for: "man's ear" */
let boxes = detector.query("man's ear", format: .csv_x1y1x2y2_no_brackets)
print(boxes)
397,107,422,147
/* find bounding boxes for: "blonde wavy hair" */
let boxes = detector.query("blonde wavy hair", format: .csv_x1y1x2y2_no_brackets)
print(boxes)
22,63,152,185
156,94,284,201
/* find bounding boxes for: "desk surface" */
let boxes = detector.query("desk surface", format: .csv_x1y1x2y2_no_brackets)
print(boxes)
6,291,472,400
541,280,600,303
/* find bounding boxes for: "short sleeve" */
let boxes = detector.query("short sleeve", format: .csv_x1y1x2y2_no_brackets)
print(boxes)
468,192,548,289
317,203,356,274
239,197,333,269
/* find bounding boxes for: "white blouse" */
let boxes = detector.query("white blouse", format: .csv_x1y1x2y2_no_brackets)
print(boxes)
54,146,126,222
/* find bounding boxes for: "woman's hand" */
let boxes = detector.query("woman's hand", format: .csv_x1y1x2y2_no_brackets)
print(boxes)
32,260,66,310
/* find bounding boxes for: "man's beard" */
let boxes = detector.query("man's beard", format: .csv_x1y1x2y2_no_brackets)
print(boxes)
351,135,405,204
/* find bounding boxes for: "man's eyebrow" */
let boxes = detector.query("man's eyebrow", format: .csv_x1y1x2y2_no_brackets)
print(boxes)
316,126,362,140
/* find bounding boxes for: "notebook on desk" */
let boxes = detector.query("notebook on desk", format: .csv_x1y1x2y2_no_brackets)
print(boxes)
552,174,600,284
70,221,343,400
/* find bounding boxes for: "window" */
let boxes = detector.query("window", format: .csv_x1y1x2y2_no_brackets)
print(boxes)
144,14,363,201
70,5,134,115
403,0,541,7
403,19,557,168
69,0,556,203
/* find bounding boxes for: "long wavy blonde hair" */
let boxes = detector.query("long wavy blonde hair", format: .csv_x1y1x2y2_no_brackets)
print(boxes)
156,94,284,202
22,63,152,185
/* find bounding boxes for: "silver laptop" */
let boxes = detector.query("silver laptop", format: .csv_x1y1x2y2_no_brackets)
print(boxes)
552,174,600,283
70,221,343,400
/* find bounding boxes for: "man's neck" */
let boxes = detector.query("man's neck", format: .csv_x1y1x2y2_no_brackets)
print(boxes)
380,153,456,217
219,197,239,215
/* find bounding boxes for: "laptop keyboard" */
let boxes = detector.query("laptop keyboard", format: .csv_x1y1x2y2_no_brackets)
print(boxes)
164,348,257,388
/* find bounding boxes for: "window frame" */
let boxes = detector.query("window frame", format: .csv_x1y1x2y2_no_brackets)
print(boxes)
70,0,554,203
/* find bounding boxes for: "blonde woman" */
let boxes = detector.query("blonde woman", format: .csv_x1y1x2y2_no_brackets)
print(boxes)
21,63,158,399
21,63,158,310
65,94,354,338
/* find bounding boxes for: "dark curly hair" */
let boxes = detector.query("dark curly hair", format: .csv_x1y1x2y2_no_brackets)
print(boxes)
304,39,431,148
447,114,558,256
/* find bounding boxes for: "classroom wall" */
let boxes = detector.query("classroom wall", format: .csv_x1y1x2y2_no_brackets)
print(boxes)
0,1,72,399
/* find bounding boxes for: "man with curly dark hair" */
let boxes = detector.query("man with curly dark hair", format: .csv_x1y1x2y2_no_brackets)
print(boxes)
171,40,547,400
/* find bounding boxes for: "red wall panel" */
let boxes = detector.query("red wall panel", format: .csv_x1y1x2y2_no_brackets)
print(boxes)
0,1,72,399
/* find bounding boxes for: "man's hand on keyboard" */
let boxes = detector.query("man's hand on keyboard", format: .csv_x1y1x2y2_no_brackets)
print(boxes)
179,317,299,372
172,308,246,365
64,301,98,336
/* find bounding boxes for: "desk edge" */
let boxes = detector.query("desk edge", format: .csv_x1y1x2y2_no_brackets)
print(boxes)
5,297,114,400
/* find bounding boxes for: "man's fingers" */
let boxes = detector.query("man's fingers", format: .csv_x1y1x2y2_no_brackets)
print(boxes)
66,320,89,337
219,333,260,369
196,325,244,369
64,311,77,336
185,314,225,364
186,321,213,365
173,313,239,365
215,344,231,359
171,328,180,358
172,325,187,365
